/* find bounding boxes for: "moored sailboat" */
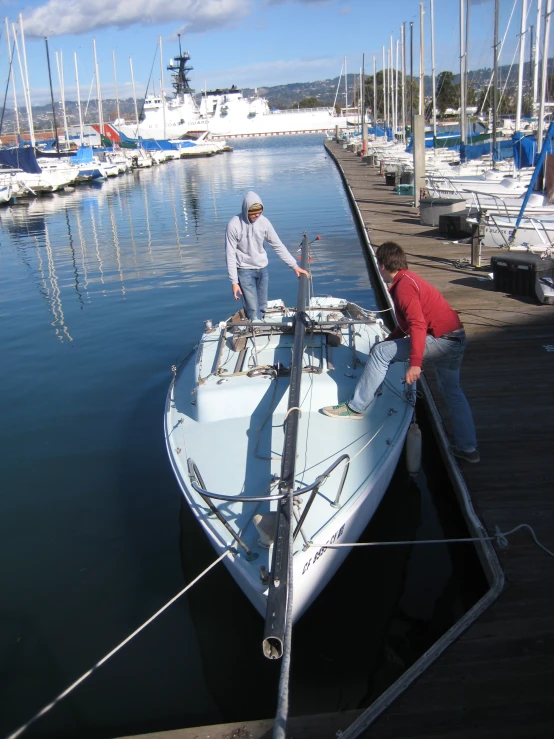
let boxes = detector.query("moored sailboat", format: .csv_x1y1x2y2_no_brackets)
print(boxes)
165,234,415,656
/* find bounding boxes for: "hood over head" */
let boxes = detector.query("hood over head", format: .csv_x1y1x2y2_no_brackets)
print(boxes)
242,191,264,220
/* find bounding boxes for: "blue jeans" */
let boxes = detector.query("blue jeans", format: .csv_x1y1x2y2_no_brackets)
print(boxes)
238,267,268,320
349,335,477,451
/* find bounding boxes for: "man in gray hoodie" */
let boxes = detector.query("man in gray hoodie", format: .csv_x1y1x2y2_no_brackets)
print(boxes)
225,190,309,320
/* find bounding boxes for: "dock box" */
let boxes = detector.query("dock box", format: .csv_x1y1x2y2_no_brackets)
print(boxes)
491,253,554,303
438,213,473,239
419,197,466,227
396,184,414,196
385,172,396,186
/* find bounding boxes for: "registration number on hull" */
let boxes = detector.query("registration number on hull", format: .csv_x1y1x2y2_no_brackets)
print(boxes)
301,524,345,575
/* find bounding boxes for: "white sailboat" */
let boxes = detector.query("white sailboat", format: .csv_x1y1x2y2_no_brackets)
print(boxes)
165,235,415,654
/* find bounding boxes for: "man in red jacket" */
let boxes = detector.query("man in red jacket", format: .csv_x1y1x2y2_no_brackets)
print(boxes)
322,241,479,463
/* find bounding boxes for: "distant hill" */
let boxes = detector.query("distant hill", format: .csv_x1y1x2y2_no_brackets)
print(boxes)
1,59,552,133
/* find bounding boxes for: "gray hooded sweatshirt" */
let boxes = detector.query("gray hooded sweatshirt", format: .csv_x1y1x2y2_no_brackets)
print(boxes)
225,190,298,284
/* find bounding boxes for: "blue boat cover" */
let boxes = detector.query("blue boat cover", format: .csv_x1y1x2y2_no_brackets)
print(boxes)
0,146,41,173
511,132,554,169
72,146,94,163
141,139,180,151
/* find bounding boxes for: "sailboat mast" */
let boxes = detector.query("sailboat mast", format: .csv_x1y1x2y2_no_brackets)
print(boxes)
4,20,20,137
159,36,166,140
395,39,400,139
419,2,424,117
537,0,552,150
516,0,528,132
410,21,414,132
373,56,376,126
533,0,543,110
129,58,140,135
401,23,407,141
93,38,104,140
344,56,348,113
55,51,70,148
263,233,311,661
492,0,499,159
44,38,60,152
18,13,35,147
430,0,437,139
391,36,395,137
383,46,387,129
460,0,467,147
112,51,121,124
74,52,84,145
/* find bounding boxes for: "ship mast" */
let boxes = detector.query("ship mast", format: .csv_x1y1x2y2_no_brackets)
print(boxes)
167,33,195,99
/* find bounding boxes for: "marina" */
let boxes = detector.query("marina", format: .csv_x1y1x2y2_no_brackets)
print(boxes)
2,0,554,732
0,135,488,739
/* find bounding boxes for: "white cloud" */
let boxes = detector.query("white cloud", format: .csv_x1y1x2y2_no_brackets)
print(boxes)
23,0,252,37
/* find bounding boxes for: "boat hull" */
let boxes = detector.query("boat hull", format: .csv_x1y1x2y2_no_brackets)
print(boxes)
165,298,414,623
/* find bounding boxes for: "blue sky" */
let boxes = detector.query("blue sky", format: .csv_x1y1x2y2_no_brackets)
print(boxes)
0,0,549,105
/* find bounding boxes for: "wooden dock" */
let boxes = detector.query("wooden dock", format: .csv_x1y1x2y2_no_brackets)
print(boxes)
117,142,554,739
323,140,554,739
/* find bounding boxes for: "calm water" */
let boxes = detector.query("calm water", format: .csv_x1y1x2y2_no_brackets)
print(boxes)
0,136,486,739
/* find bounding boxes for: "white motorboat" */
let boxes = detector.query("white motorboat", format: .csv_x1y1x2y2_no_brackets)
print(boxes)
165,235,414,657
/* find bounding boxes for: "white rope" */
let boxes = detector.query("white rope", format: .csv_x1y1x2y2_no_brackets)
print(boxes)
307,524,554,556
6,549,231,739
283,406,302,422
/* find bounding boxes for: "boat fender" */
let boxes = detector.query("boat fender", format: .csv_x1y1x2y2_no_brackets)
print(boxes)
406,421,422,477
254,512,278,548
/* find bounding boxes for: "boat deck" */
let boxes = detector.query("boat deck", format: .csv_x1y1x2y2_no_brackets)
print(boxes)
320,140,554,739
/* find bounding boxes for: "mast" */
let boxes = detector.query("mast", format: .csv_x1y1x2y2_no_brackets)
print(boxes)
401,22,407,142
373,56,377,127
74,52,84,145
460,0,467,147
93,38,104,140
533,0,543,110
492,0,499,159
394,39,400,138
18,13,35,147
419,2,424,117
537,0,553,151
55,51,70,149
263,233,310,661
430,0,437,140
391,36,395,137
383,46,387,130
5,20,20,137
45,37,60,152
344,56,348,113
167,34,195,100
112,51,121,123
465,0,471,119
159,36,166,140
362,54,367,153
410,21,414,133
516,0,528,131
130,57,140,135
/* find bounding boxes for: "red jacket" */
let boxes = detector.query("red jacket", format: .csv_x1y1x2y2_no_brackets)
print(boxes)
387,270,463,367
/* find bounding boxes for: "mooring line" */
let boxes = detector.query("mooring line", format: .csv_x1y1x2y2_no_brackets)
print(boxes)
307,524,554,557
5,549,231,739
